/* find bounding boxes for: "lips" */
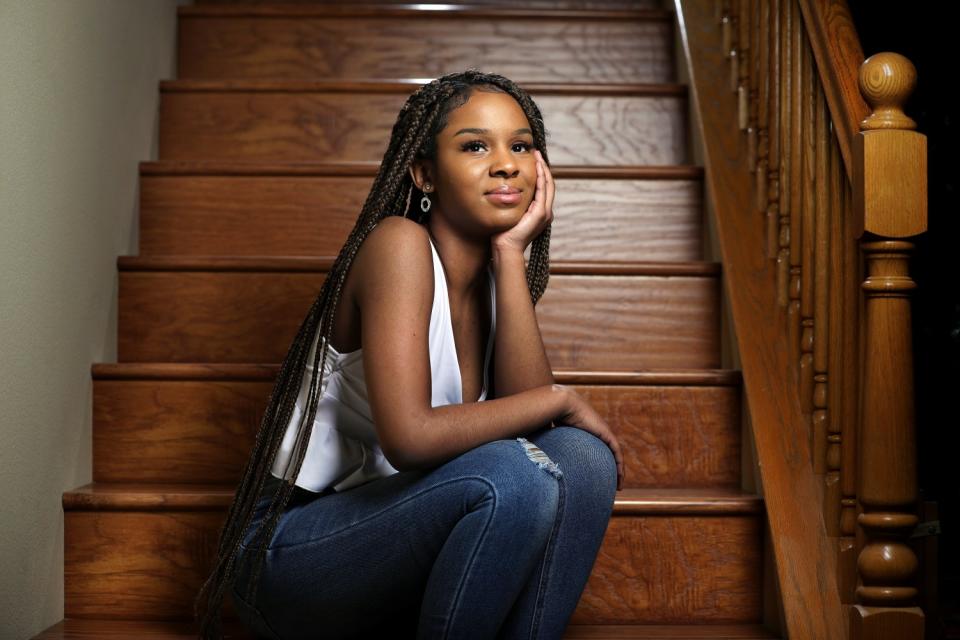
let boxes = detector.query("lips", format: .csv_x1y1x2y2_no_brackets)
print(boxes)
485,190,522,205
485,186,521,195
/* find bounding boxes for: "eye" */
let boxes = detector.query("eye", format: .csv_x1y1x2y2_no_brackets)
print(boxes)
460,140,534,153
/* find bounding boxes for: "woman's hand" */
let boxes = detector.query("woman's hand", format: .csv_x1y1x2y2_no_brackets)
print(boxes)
553,385,624,492
491,148,554,254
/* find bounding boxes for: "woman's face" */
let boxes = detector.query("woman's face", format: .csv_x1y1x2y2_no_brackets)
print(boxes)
410,90,538,236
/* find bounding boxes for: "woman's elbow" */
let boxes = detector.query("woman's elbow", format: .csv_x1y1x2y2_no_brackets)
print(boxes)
377,415,428,473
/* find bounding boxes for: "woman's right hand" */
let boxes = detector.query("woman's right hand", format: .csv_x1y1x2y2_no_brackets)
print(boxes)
552,385,624,491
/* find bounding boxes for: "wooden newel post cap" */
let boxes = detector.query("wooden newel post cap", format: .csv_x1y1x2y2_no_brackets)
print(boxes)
853,52,927,239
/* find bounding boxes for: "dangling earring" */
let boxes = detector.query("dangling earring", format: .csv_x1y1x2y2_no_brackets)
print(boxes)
420,183,432,213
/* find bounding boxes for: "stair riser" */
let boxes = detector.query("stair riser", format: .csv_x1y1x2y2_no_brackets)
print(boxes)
177,13,673,83
159,91,687,165
117,271,721,366
140,173,704,261
93,381,741,487
64,511,762,623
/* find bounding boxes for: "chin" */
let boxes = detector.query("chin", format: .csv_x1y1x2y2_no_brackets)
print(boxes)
493,207,525,222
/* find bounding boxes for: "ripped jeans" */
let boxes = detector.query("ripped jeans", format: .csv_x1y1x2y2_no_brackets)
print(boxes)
230,425,618,640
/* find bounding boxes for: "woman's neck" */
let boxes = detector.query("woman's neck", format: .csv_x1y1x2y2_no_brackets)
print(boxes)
426,220,491,297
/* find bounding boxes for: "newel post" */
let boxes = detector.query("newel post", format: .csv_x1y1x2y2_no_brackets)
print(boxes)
850,52,927,639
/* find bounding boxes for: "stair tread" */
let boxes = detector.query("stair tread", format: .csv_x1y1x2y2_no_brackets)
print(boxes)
117,254,721,275
91,361,742,385
63,482,763,514
161,77,687,95
33,618,779,639
179,4,676,19
140,159,704,178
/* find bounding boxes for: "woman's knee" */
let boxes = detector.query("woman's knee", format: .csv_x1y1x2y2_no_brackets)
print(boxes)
459,438,562,527
544,426,618,492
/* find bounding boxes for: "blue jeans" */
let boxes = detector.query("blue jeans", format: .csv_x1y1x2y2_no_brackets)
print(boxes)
230,425,618,640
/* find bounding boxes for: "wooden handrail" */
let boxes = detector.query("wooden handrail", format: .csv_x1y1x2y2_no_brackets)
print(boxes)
675,1,927,638
796,0,869,180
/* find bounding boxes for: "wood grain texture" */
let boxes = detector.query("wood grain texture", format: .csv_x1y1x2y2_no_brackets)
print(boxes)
63,484,763,622
159,82,688,165
117,261,720,367
140,164,704,261
93,376,741,487
65,510,235,620
573,515,763,623
93,378,273,484
177,7,674,82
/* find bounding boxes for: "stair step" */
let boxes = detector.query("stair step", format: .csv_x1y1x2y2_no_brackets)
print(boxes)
92,363,742,486
139,161,705,260
159,80,688,165
32,619,779,639
176,5,674,83
117,256,721,367
62,483,764,622
193,0,666,9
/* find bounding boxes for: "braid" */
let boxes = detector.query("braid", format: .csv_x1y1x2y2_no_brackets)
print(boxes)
194,69,553,638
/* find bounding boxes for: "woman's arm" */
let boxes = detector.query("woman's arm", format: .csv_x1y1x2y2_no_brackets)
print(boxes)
391,384,570,471
488,147,557,398
490,245,554,397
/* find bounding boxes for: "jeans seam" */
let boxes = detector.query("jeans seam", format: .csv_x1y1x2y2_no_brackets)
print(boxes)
527,473,566,640
231,581,284,640
439,481,498,640
265,475,497,553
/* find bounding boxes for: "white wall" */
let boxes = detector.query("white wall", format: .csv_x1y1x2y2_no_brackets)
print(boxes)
0,1,188,636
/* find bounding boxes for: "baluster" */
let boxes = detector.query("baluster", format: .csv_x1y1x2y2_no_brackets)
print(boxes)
838,174,859,603
764,0,781,259
808,77,827,473
746,0,759,171
796,33,815,394
850,52,926,639
775,0,792,304
752,0,769,202
722,1,734,78
736,0,750,125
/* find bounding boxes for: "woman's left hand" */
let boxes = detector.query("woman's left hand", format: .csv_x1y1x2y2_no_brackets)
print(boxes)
491,148,554,254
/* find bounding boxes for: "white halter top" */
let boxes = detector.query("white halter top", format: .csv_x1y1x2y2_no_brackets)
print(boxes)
269,236,496,493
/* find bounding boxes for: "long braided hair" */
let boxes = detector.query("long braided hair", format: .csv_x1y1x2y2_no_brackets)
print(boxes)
194,69,554,639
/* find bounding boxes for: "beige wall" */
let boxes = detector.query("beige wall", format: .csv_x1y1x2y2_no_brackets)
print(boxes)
0,1,188,636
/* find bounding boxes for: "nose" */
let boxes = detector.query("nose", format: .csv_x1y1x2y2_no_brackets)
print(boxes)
490,145,520,178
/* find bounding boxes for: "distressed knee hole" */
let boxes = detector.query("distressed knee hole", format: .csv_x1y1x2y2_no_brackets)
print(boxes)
516,437,562,479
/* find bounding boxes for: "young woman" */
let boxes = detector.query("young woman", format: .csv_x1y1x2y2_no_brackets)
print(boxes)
195,69,624,640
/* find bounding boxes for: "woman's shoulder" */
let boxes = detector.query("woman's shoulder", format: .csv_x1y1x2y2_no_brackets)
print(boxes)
366,215,430,247
351,216,435,307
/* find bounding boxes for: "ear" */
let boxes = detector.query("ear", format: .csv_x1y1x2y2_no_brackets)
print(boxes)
408,160,435,192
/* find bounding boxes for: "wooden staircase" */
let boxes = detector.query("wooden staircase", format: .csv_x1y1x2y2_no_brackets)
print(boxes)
34,2,783,638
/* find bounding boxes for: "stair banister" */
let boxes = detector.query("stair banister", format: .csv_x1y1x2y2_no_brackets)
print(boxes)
675,1,928,638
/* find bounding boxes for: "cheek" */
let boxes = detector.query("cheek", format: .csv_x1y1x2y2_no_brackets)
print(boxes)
524,189,536,209
448,168,484,196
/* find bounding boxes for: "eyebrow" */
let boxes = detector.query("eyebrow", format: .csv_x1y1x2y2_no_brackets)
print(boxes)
453,127,533,137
